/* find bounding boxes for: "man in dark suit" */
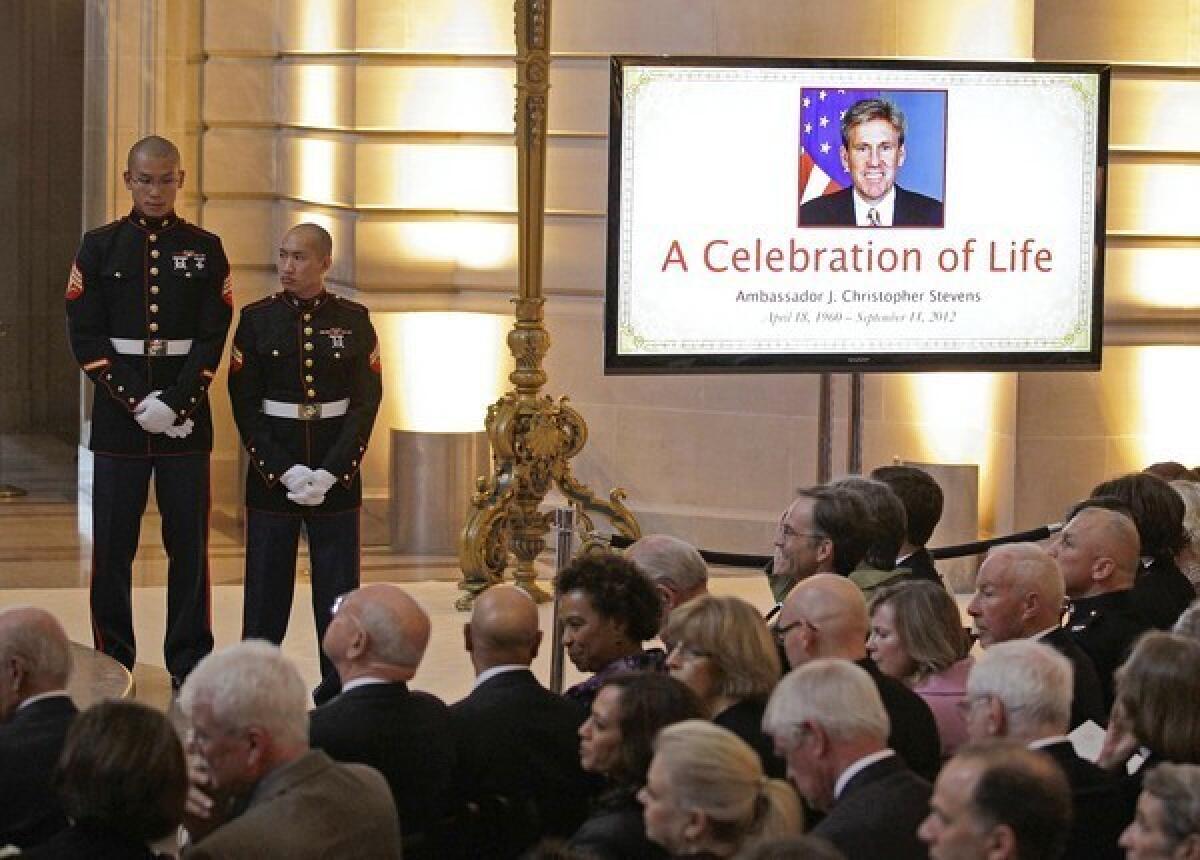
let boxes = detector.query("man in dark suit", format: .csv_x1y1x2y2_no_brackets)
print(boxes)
308,583,456,858
967,542,1106,728
800,98,944,228
0,608,78,850
871,465,945,585
920,742,1071,860
774,573,941,782
964,640,1128,858
765,659,931,860
449,585,592,858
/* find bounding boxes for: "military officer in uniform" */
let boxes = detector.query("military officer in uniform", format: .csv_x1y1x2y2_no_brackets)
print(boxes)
65,135,233,684
227,223,382,702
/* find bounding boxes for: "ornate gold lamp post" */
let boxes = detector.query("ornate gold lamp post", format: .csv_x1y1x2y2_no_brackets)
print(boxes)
456,0,640,609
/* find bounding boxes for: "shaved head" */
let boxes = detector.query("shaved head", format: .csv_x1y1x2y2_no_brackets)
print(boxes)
286,222,333,260
465,585,542,671
779,573,869,666
345,584,430,669
127,135,180,170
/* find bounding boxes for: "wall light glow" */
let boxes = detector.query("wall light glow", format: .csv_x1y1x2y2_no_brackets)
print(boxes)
1116,247,1200,309
394,221,516,270
357,66,515,132
291,65,346,128
294,0,350,52
292,138,341,205
356,143,515,212
1136,346,1200,465
1116,164,1200,236
382,312,513,432
908,373,1000,464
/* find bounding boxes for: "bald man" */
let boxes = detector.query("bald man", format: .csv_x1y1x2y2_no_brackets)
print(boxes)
448,586,591,857
308,585,455,857
0,607,78,849
775,574,940,781
228,222,382,704
967,542,1106,727
1049,506,1151,708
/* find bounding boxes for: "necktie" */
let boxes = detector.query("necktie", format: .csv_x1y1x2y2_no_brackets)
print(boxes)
867,207,881,227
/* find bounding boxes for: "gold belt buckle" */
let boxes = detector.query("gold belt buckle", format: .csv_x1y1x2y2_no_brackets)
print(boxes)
301,403,322,420
146,339,166,357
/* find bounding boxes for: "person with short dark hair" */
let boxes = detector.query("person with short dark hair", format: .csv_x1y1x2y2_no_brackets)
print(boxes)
767,485,872,603
23,700,186,859
919,741,1072,860
555,551,666,710
831,477,911,599
569,673,702,859
871,465,945,584
800,98,944,227
1091,473,1196,630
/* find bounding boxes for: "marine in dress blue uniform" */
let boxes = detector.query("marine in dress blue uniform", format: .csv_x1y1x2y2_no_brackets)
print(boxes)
65,136,232,682
227,223,382,698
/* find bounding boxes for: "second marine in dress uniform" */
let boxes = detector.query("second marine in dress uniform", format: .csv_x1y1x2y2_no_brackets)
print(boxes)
228,223,382,700
66,136,232,683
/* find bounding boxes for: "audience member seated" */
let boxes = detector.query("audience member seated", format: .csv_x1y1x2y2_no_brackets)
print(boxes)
767,485,871,604
764,659,932,860
967,542,1106,728
1120,762,1200,860
23,700,185,859
1144,461,1199,482
639,720,801,857
626,533,710,620
1174,600,1200,640
1171,479,1200,588
1099,632,1200,813
450,585,591,858
569,673,702,860
739,835,848,860
555,551,666,710
179,641,401,858
1049,505,1151,709
868,581,974,758
871,465,946,585
831,477,913,599
1091,473,1196,629
308,583,455,857
774,573,941,781
663,595,785,777
0,606,78,851
919,741,1071,860
964,640,1127,859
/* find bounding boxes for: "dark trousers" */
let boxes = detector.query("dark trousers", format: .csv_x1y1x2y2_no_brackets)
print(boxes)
90,453,214,679
242,507,360,686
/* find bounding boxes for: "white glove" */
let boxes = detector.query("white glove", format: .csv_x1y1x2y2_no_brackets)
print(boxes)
309,469,337,494
287,486,325,506
164,419,195,439
135,393,178,434
281,465,315,494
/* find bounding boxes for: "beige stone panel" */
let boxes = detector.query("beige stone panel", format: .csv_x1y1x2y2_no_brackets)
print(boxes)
204,58,274,124
203,129,276,194
545,138,607,213
544,218,606,294
277,62,356,129
204,0,277,52
1104,245,1200,315
201,200,276,267
1034,0,1196,63
228,269,279,306
1121,344,1200,467
1015,365,1120,438
554,0,719,54
278,134,355,207
548,61,610,135
898,0,1033,59
1104,436,1147,479
356,64,515,132
1014,436,1107,527
356,0,515,54
1109,162,1200,236
277,0,355,52
712,0,895,56
354,217,515,288
354,142,516,211
1110,76,1200,151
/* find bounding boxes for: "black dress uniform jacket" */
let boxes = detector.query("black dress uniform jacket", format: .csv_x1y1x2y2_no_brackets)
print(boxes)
66,211,233,454
228,290,382,513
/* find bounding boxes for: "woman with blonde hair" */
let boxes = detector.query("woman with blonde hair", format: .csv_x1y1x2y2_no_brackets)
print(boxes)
866,580,973,757
662,595,784,775
639,720,801,859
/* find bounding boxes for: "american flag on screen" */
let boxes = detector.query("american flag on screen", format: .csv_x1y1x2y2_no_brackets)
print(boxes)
798,87,880,210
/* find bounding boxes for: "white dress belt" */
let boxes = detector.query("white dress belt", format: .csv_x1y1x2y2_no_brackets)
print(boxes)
261,398,350,420
110,337,193,356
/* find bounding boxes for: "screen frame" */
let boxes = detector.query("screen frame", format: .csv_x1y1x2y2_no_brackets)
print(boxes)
603,55,1111,375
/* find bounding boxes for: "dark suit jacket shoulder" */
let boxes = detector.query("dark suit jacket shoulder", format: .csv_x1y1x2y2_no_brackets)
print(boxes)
1038,740,1130,860
568,789,667,860
904,548,942,585
1131,557,1195,630
1067,590,1151,709
713,697,786,778
859,658,942,782
0,695,78,849
800,185,943,227
1041,626,1107,728
309,682,456,844
21,821,158,860
813,755,931,860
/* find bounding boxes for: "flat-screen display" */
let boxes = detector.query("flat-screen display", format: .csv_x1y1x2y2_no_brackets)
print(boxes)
604,57,1110,373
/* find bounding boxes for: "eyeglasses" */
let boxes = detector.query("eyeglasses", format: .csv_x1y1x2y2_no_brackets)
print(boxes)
776,523,828,542
331,593,349,616
129,175,181,189
771,618,816,646
668,641,713,661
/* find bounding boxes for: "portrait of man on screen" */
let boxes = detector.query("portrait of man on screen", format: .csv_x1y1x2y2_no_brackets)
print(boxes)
798,94,945,228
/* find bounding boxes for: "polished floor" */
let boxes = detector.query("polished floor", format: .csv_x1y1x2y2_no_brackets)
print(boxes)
0,434,773,711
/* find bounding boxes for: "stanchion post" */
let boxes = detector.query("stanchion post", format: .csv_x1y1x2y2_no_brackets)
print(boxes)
548,505,576,693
